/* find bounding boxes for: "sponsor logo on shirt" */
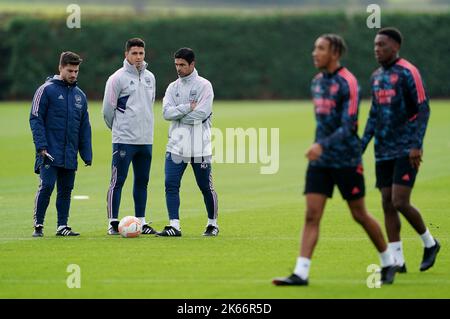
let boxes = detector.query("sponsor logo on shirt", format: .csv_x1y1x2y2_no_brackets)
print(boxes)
313,98,336,115
375,89,396,104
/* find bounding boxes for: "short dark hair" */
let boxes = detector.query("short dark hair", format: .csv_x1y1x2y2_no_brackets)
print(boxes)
174,47,195,64
320,34,347,57
59,51,82,66
377,27,403,46
126,38,145,52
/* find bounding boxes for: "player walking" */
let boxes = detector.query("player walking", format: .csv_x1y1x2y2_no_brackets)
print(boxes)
361,27,440,272
273,34,398,286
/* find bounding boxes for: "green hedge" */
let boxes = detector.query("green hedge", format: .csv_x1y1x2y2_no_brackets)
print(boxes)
1,12,449,100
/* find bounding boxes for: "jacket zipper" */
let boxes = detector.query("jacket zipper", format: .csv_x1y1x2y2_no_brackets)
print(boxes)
64,85,69,167
137,69,144,138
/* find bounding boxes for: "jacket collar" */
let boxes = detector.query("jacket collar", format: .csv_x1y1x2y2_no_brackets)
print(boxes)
381,57,400,70
48,75,77,87
179,68,198,83
123,59,148,76
322,66,343,79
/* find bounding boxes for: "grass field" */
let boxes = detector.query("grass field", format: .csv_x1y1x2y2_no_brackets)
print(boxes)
0,100,448,299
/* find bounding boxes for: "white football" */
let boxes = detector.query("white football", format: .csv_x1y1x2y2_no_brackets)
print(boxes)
118,216,142,238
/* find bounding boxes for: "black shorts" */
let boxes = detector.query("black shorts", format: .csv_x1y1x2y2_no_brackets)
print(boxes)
376,156,418,189
304,164,365,201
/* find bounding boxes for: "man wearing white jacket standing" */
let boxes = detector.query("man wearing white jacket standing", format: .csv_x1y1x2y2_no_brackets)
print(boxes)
157,47,219,237
102,38,157,235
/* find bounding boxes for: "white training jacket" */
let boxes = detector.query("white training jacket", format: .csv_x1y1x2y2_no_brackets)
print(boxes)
102,59,155,145
163,68,214,157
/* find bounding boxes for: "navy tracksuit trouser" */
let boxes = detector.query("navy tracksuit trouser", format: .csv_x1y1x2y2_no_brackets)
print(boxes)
33,165,76,227
107,143,152,219
165,152,218,220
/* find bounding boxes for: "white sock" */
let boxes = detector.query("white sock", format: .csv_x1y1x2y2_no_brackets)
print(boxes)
57,225,67,231
379,249,395,267
293,257,311,280
420,229,436,248
388,241,405,266
170,219,181,231
138,217,146,225
207,219,218,227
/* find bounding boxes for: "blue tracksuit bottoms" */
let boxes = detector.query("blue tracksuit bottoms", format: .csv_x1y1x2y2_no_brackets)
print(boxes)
107,143,152,219
165,152,218,220
33,165,76,227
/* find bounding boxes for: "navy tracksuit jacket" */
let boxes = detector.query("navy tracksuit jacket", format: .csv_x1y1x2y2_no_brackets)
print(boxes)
29,76,92,227
310,66,362,168
362,58,430,161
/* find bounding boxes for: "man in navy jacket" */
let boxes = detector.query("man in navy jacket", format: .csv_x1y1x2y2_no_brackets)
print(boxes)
30,51,92,237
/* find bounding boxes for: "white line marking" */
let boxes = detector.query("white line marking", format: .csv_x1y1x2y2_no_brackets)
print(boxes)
73,195,89,200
